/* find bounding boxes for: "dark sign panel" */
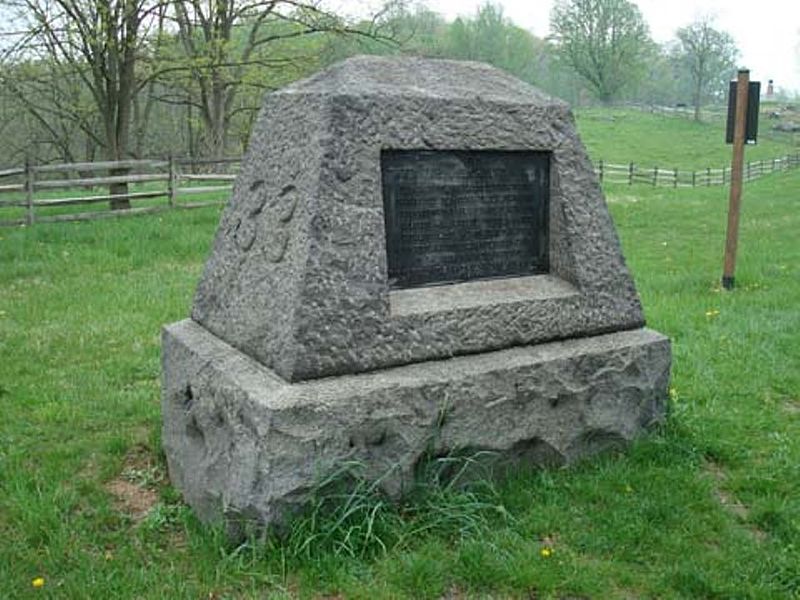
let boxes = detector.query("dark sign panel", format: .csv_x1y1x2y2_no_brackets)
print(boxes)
381,150,549,289
726,81,760,144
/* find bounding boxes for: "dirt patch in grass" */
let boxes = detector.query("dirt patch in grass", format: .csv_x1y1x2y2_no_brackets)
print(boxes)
106,479,159,523
782,399,800,414
438,586,466,600
705,461,749,519
703,461,767,542
105,443,164,523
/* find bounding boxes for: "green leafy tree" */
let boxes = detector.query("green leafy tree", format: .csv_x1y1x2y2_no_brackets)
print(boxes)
673,18,738,121
550,0,652,103
444,3,548,85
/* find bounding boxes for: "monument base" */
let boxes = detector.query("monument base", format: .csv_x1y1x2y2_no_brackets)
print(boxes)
162,319,670,532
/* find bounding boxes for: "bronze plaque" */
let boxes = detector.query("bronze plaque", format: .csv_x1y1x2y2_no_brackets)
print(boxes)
381,150,549,288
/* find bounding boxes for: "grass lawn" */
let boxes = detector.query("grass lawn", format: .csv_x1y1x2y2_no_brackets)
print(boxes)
575,107,798,169
1,115,799,597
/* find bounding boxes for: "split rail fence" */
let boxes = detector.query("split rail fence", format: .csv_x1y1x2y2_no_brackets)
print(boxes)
1,152,799,227
595,153,800,187
0,157,239,227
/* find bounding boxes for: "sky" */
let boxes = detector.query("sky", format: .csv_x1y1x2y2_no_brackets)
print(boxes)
333,0,800,95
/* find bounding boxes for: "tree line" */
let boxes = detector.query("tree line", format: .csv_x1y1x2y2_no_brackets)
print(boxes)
0,0,741,170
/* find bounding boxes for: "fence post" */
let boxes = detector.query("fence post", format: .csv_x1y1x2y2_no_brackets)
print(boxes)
24,156,35,226
692,171,696,187
674,168,678,188
707,167,711,186
598,159,603,183
628,162,634,185
746,161,751,181
167,154,177,208
652,166,658,187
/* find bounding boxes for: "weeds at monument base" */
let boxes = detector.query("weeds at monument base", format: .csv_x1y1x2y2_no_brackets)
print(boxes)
262,452,513,561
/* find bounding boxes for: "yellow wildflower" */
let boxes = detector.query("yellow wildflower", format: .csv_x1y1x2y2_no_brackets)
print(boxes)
32,577,45,588
540,547,552,558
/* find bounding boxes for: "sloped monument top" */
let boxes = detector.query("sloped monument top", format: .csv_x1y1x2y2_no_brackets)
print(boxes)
280,54,561,102
192,55,644,382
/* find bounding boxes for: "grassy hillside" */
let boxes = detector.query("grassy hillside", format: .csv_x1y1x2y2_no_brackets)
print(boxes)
575,107,798,169
1,113,799,598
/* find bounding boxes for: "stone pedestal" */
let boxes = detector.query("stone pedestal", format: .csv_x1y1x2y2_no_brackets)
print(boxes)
163,319,669,529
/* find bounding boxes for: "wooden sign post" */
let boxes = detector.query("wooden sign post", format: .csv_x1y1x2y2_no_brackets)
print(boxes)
722,69,759,290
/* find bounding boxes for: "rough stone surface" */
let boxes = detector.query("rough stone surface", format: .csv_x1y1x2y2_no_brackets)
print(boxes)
162,319,670,531
191,55,644,382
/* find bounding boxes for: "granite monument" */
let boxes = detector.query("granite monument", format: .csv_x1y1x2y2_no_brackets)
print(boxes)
161,56,671,532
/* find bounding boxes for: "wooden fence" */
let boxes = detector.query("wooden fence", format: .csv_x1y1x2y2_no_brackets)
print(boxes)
625,102,728,121
1,151,799,227
0,157,239,227
594,153,800,187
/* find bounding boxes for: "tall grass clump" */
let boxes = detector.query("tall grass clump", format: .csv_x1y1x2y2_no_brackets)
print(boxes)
271,452,514,565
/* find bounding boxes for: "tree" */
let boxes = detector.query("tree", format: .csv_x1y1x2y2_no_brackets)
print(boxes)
443,3,548,85
550,0,652,103
6,0,167,208
319,1,447,62
0,59,101,164
162,0,396,158
674,18,738,121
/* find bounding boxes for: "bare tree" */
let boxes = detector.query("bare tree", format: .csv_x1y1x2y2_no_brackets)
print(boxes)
674,17,738,121
6,0,167,208
0,60,101,164
161,0,396,158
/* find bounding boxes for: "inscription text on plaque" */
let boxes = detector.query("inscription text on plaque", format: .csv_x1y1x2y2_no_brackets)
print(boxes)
381,150,550,288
